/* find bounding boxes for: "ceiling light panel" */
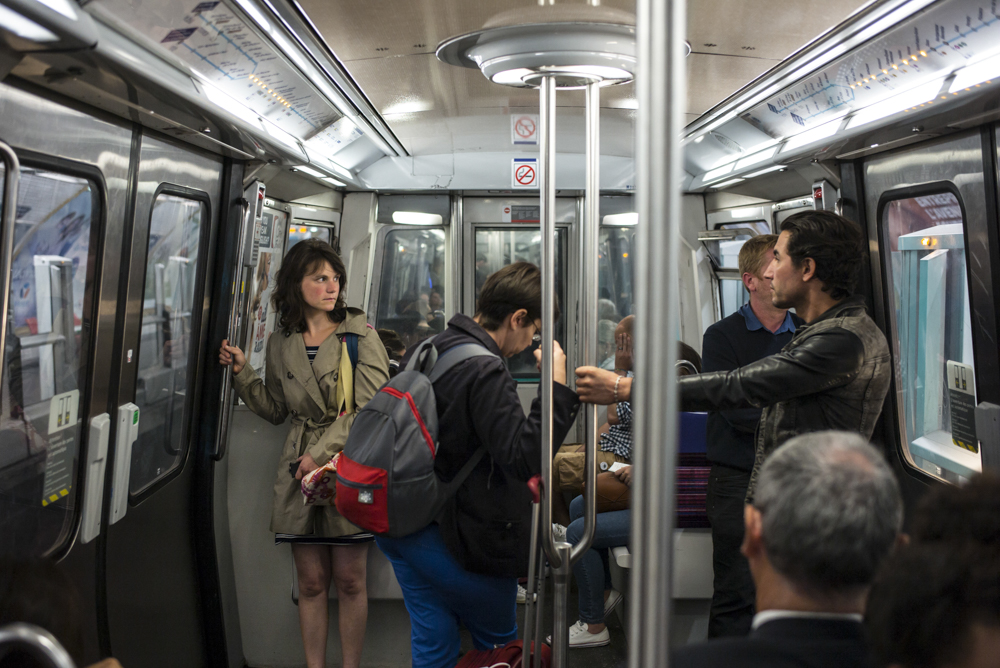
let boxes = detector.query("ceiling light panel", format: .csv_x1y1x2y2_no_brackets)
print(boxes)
90,0,342,142
738,0,1000,141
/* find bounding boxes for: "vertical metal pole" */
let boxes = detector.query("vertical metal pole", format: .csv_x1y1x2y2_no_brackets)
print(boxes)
570,81,600,564
629,0,685,667
0,142,20,396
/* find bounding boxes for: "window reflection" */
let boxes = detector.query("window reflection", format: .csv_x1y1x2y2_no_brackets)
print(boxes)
882,193,979,483
598,227,634,369
0,167,95,558
475,228,566,380
130,194,204,494
375,229,447,350
287,223,332,250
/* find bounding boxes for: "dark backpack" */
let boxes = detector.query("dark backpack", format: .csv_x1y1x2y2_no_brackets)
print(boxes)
335,338,498,538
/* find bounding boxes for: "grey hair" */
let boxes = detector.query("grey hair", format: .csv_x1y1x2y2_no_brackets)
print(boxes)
754,431,903,597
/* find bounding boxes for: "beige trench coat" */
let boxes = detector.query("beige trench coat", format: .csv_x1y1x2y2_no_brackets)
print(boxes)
232,308,390,536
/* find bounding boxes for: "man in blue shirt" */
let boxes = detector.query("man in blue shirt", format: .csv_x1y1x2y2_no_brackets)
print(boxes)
702,234,802,638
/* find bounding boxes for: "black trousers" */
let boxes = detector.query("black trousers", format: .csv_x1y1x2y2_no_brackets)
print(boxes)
706,464,755,638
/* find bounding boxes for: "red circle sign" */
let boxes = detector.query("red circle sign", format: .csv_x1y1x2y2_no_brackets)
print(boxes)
504,206,511,213
515,117,536,138
515,164,535,185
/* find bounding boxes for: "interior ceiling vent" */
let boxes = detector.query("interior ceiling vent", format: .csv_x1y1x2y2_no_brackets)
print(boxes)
710,131,744,153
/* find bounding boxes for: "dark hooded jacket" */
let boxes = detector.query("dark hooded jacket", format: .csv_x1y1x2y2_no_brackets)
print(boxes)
406,314,580,577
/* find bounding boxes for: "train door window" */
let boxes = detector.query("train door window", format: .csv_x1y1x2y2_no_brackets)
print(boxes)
474,228,567,380
374,228,447,349
881,192,980,483
0,166,98,558
287,223,333,249
130,193,206,494
711,222,770,319
598,226,634,368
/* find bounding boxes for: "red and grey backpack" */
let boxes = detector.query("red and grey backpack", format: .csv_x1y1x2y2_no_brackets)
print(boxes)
335,338,497,538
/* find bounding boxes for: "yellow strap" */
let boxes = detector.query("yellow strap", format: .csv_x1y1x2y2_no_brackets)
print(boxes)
336,339,355,416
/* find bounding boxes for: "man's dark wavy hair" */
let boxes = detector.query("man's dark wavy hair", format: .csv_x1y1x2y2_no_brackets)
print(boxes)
475,262,559,331
780,210,865,300
272,239,348,333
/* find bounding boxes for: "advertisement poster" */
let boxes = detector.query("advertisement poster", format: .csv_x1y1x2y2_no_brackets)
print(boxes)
246,209,286,377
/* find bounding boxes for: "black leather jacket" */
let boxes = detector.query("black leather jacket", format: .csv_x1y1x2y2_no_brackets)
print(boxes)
679,296,891,501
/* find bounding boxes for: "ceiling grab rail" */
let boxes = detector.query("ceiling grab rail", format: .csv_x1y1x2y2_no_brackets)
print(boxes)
0,623,76,668
0,141,19,400
212,196,251,461
630,0,685,666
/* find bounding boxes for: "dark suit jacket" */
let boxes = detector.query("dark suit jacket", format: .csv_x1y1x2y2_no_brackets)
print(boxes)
672,617,874,668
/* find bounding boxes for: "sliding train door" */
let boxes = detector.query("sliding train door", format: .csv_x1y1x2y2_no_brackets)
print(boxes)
101,134,223,667
0,82,134,663
862,131,1000,494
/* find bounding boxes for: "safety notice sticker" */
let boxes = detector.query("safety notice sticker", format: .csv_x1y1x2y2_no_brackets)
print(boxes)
511,114,539,145
512,158,538,189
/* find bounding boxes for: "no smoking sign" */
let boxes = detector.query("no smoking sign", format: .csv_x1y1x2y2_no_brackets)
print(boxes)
512,158,537,189
511,114,539,145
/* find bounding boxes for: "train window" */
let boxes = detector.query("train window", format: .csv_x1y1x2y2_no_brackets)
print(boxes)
130,193,205,494
881,192,980,483
374,228,447,350
713,221,770,319
0,166,98,558
475,228,567,380
287,223,332,249
598,227,634,367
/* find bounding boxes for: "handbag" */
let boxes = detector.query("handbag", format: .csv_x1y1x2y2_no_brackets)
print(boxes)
301,452,341,506
455,640,550,668
595,470,631,513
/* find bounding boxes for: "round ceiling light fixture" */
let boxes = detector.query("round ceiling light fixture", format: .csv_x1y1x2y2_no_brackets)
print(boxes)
436,5,637,90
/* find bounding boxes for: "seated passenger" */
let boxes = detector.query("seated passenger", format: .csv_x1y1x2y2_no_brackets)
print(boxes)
376,328,406,378
375,262,580,668
864,473,1000,668
672,430,902,668
576,211,891,503
553,316,634,524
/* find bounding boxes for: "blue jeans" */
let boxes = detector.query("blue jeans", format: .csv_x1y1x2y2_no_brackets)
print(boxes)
376,525,518,668
566,495,631,624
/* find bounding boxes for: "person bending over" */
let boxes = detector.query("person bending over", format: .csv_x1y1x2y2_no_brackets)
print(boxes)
576,210,891,502
376,262,580,668
219,240,390,668
673,430,903,668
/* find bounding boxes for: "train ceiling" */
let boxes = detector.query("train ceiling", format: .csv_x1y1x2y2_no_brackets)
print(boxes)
296,0,873,157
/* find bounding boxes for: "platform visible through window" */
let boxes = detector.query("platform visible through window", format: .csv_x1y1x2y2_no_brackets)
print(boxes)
882,192,980,483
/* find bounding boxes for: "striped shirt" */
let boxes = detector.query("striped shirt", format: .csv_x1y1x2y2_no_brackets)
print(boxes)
305,345,319,364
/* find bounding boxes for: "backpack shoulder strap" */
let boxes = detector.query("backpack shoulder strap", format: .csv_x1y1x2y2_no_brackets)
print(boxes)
427,343,498,383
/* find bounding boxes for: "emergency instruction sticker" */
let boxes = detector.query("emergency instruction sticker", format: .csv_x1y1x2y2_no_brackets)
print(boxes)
42,389,80,506
946,360,978,453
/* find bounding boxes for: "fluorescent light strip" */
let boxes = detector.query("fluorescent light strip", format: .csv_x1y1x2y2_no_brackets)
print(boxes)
603,213,639,226
703,163,735,182
780,119,842,154
234,0,271,31
950,52,1000,93
735,146,778,170
293,165,325,178
0,5,58,41
712,178,746,189
743,164,786,178
847,78,943,129
322,177,346,187
729,207,764,219
392,211,443,225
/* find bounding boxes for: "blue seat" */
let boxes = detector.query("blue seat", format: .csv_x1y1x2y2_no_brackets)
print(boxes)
678,412,708,454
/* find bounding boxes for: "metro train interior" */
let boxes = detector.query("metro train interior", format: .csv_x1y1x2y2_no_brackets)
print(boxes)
1,0,999,666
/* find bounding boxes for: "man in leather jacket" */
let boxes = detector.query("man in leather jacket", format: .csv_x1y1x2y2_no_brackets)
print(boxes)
576,210,891,502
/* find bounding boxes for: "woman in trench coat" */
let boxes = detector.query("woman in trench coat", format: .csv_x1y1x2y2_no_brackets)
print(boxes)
219,239,389,668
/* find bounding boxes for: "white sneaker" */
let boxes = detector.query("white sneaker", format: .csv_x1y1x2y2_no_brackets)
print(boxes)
552,523,567,543
517,584,527,604
551,620,609,648
603,589,623,617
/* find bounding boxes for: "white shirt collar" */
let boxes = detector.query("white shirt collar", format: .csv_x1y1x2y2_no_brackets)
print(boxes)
751,609,864,630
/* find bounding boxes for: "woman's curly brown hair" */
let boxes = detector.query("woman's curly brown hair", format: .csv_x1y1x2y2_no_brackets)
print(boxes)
272,239,348,332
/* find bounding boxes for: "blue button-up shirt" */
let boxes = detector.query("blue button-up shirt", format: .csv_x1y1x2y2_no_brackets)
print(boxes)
738,302,798,335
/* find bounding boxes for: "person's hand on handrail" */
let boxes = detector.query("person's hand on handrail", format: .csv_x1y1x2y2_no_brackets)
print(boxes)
218,339,246,375
534,339,568,385
575,366,631,405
